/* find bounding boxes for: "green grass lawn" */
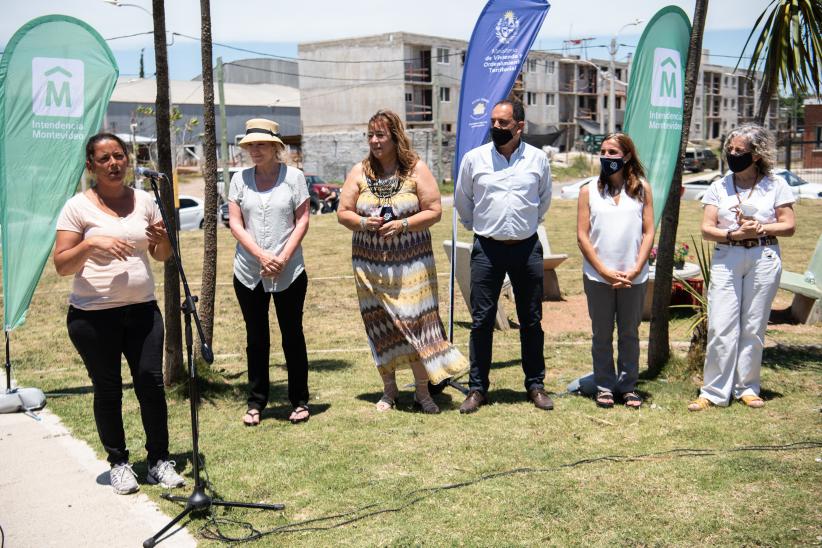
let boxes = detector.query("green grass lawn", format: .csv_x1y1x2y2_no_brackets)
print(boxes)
10,198,822,546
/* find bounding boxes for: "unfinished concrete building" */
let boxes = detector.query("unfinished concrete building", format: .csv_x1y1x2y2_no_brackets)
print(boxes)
298,32,616,180
298,33,773,180
298,33,464,180
691,56,777,142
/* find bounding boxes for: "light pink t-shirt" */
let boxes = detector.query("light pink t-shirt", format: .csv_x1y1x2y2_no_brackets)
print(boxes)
56,189,161,311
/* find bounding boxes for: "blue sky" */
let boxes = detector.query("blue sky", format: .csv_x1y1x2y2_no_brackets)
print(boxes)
2,1,771,80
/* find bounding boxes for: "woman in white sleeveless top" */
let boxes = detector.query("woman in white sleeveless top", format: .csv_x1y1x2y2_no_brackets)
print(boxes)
576,133,654,409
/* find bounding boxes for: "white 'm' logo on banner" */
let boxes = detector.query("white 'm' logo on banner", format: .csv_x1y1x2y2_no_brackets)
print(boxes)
32,57,85,117
650,48,682,108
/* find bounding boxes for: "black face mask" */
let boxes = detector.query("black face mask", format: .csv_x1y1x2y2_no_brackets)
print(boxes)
491,126,515,147
600,156,624,177
727,152,754,173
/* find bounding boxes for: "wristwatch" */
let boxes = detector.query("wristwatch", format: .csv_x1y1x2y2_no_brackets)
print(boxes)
726,229,733,242
401,218,409,233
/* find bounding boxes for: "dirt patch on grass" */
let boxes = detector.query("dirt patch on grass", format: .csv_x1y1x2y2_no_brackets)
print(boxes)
541,294,591,335
538,292,814,340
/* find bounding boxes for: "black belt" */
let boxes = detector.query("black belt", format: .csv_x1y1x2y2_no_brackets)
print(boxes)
727,236,778,248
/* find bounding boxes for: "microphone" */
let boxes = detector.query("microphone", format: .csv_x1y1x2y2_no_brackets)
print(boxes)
200,343,214,364
135,166,166,179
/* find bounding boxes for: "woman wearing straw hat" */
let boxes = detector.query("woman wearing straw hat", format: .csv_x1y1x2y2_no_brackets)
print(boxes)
228,118,311,425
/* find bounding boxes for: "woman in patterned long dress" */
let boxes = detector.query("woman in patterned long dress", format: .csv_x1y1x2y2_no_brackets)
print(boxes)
337,109,467,414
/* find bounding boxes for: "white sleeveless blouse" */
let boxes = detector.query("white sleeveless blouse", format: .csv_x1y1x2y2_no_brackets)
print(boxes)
582,183,649,284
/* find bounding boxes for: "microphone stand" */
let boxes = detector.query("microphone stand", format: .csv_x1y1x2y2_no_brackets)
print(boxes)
142,175,283,548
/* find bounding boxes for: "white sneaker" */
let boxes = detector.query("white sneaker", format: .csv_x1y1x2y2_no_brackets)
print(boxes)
146,459,185,488
110,463,139,495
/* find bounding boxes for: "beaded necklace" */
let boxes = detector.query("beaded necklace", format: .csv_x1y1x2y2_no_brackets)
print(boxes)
365,174,403,200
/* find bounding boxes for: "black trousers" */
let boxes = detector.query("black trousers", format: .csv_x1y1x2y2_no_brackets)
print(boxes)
233,272,309,410
67,301,168,466
468,234,545,394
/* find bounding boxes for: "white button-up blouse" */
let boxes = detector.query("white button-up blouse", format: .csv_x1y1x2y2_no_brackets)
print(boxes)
229,165,309,293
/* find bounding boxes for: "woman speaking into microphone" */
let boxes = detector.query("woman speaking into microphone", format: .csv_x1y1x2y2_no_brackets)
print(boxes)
53,133,185,495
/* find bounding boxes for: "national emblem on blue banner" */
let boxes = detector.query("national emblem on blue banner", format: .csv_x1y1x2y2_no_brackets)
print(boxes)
495,11,520,44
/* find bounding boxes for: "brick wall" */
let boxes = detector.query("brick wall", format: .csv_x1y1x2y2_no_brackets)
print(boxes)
803,103,822,169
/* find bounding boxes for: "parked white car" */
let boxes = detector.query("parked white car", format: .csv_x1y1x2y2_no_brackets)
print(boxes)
559,176,597,200
774,168,822,200
684,169,822,202
681,173,722,201
177,195,204,230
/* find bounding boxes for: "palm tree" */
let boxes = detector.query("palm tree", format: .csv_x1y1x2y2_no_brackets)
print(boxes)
152,0,184,384
198,0,218,352
737,0,822,124
646,0,709,376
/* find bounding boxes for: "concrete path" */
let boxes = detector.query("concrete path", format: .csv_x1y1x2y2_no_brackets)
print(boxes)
0,409,197,548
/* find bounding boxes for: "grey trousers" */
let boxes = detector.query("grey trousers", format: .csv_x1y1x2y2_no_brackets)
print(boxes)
583,276,647,394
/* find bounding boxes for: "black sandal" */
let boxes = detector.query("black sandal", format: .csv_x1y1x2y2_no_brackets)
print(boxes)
622,392,642,409
243,409,260,426
289,405,310,424
595,391,614,409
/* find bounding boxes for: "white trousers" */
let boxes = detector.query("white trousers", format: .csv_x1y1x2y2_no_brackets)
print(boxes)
701,243,782,405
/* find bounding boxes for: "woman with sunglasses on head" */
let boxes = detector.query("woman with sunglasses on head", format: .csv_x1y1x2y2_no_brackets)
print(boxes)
337,109,467,414
688,124,795,412
577,132,654,409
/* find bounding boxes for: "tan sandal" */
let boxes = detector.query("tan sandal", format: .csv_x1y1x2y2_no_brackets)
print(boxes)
739,395,765,408
687,397,713,412
242,409,261,426
595,391,614,409
376,377,398,412
413,380,440,414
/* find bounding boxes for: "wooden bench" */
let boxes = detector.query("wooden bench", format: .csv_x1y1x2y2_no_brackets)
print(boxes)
779,233,822,324
536,225,569,301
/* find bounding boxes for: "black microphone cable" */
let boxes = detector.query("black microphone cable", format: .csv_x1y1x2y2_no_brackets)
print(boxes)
184,439,822,543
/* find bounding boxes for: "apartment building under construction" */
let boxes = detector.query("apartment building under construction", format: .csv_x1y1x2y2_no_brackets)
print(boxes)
297,32,773,180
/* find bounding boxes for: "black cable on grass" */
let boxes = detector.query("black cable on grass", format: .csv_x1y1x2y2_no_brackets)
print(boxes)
191,440,822,543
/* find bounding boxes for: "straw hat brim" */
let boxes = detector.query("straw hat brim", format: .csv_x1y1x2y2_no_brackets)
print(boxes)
238,132,284,148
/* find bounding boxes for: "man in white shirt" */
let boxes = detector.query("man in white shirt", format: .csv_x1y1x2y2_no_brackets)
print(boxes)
454,99,553,414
